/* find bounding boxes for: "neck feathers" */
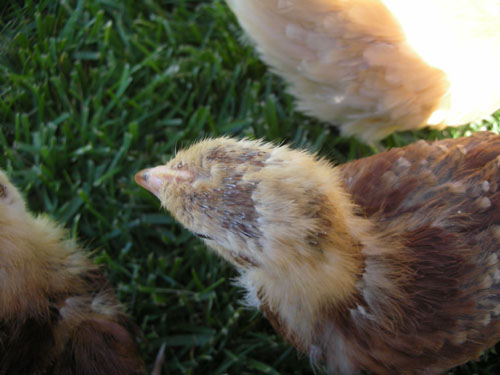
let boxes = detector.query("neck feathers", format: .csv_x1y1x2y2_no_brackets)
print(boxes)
240,169,373,350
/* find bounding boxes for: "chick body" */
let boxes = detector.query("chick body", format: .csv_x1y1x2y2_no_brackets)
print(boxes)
0,171,144,375
226,0,500,142
136,132,500,374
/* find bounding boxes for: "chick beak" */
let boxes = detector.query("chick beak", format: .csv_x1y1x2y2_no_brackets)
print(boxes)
134,166,193,199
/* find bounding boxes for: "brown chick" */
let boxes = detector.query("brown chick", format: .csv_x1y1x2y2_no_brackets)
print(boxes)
226,0,500,143
136,132,500,374
0,171,145,375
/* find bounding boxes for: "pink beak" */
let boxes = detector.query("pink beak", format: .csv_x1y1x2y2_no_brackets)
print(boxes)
134,166,193,198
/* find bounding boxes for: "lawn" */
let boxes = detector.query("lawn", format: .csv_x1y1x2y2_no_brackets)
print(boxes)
1,0,500,374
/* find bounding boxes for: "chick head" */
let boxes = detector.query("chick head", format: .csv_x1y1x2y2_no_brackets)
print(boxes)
136,137,350,270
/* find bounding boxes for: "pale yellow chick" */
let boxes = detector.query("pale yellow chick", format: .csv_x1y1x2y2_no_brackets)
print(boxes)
226,0,500,142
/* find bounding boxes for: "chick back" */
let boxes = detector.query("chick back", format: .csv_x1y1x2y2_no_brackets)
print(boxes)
227,0,500,142
330,132,500,373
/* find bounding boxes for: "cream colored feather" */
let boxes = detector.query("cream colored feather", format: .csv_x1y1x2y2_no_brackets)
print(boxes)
226,0,500,142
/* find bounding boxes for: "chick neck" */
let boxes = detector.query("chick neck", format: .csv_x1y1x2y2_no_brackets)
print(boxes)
238,161,372,351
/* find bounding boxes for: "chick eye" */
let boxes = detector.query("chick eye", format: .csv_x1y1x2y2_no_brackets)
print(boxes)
175,162,185,169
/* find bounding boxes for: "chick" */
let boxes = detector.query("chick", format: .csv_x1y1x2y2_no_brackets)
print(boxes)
226,0,500,142
0,171,144,375
136,132,500,374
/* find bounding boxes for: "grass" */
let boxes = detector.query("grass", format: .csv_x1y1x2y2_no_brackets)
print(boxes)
1,0,500,374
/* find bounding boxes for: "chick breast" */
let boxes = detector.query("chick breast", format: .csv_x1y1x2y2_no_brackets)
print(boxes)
0,172,144,375
226,0,500,142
